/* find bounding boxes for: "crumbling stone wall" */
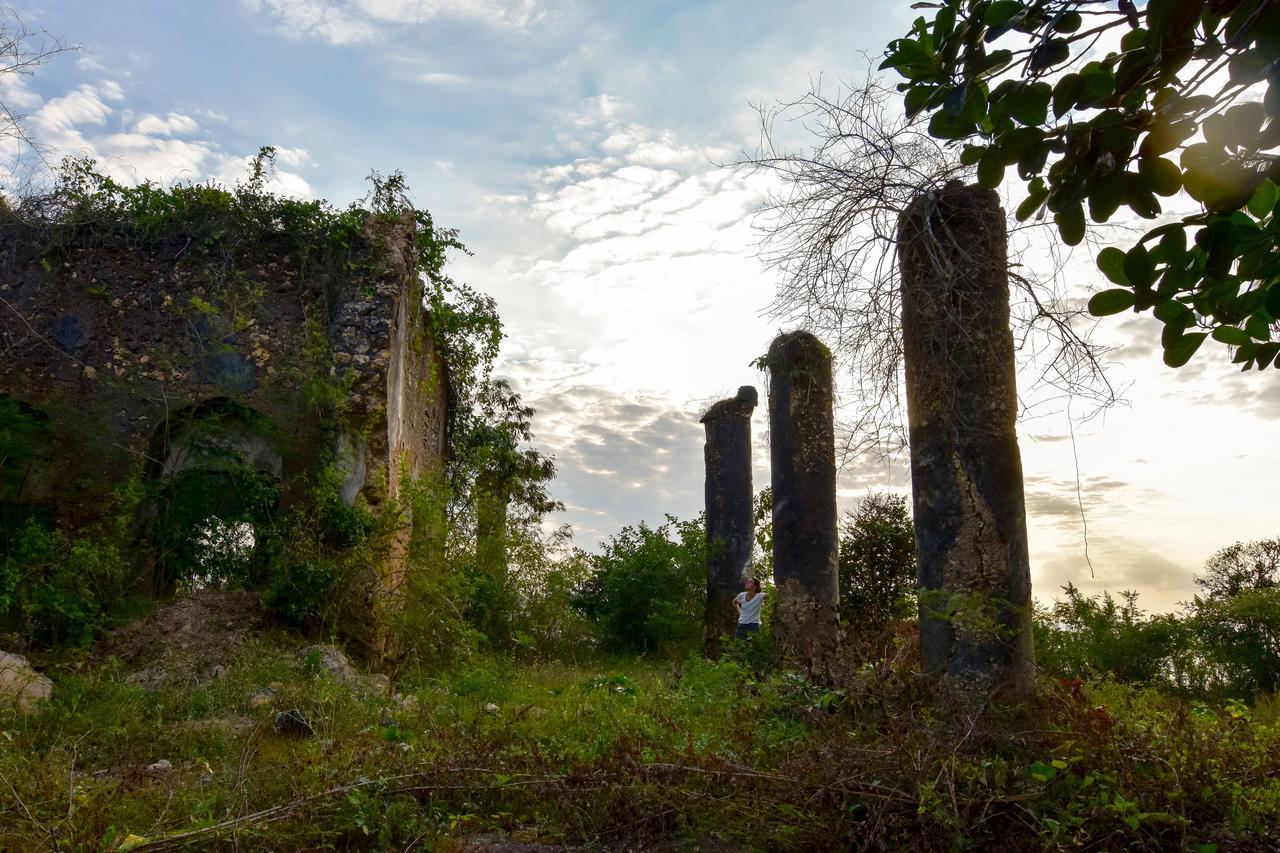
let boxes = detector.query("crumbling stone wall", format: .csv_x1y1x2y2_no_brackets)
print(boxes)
898,182,1034,701
700,385,758,657
0,213,447,633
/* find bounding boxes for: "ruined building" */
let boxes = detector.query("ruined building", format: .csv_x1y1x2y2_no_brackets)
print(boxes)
0,206,448,647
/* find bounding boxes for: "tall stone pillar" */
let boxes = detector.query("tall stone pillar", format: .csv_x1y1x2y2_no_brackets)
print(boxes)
767,332,840,670
898,181,1034,700
700,385,758,657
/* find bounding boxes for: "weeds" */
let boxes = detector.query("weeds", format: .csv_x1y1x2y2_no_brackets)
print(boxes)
1,634,1277,851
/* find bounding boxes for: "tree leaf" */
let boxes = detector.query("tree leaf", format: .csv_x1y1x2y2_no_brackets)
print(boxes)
960,144,986,166
1030,38,1071,72
1139,157,1183,197
1212,326,1253,346
984,1,1024,27
1055,204,1085,246
977,148,1005,189
1089,289,1136,316
1053,74,1082,118
1247,180,1277,219
1097,247,1130,285
1265,284,1280,320
1124,245,1156,288
1004,82,1052,126
1163,331,1207,367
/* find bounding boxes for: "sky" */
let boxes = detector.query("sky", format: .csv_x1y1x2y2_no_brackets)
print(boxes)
4,0,1279,614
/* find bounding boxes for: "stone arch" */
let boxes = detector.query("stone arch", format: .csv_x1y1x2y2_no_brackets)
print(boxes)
144,398,286,596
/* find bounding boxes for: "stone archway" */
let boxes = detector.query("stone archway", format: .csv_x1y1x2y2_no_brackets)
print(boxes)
145,398,284,596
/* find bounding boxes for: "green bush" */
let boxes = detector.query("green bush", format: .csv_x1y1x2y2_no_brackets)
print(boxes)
838,491,917,634
0,518,134,646
574,515,706,657
1034,585,1195,690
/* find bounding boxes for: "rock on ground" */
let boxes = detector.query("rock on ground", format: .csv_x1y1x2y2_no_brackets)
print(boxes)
0,651,52,710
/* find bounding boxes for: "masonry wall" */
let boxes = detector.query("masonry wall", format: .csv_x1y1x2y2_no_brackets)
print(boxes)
0,213,447,623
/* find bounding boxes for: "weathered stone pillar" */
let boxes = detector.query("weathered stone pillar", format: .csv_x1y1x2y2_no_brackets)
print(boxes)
700,385,758,657
898,181,1034,700
767,332,840,669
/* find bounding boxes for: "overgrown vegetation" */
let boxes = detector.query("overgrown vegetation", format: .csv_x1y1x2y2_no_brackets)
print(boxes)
3,638,1279,850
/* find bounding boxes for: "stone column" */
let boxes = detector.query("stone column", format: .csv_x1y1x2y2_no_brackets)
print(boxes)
767,331,840,670
898,181,1034,701
700,385,758,657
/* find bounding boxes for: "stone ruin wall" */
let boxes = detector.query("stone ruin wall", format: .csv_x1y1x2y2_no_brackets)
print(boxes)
0,214,447,619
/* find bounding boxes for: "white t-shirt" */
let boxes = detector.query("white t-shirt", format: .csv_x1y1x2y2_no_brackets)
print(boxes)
735,591,764,625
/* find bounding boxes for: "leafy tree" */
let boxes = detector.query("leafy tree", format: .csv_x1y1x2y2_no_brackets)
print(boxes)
1189,537,1280,696
455,379,561,647
1034,584,1193,689
838,491,917,631
1196,537,1280,599
882,0,1280,369
573,515,707,656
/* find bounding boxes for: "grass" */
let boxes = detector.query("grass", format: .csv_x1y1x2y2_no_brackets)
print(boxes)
2,634,1279,851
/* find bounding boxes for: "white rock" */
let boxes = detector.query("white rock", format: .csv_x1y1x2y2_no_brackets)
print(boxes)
482,702,500,715
146,759,173,775
0,651,52,711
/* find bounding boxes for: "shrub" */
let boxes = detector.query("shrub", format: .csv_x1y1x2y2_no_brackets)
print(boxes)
838,491,916,634
0,518,134,647
574,515,706,657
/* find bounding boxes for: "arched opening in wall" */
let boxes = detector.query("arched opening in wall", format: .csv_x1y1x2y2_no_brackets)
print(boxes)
146,398,284,596
0,394,56,556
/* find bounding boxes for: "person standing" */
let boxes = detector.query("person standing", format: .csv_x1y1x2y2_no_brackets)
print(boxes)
733,577,764,639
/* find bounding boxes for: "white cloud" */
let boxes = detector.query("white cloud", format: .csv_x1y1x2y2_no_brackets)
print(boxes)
134,112,199,136
416,72,467,85
8,79,315,199
242,0,544,43
241,0,381,44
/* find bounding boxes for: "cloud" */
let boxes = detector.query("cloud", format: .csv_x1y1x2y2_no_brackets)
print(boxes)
241,0,544,44
519,384,712,548
134,113,199,136
416,72,468,85
6,79,316,200
240,0,381,43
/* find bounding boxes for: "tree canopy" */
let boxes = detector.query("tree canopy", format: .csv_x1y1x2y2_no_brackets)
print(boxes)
882,0,1280,369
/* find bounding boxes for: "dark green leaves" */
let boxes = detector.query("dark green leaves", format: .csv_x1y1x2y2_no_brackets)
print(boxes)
884,0,1280,370
999,82,1052,126
1163,331,1207,367
1139,157,1183,196
1089,289,1136,316
1055,204,1085,246
977,147,1005,188
1097,247,1129,285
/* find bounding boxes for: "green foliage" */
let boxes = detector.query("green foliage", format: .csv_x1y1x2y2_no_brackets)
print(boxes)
574,515,707,657
0,517,134,647
1188,537,1280,697
1036,537,1280,699
262,463,381,634
4,642,1280,850
838,491,917,633
1035,584,1196,689
882,0,1280,369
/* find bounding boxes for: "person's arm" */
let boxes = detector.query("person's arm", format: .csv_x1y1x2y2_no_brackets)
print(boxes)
732,594,742,618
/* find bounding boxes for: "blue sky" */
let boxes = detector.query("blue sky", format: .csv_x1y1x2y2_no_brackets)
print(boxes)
7,0,1280,613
